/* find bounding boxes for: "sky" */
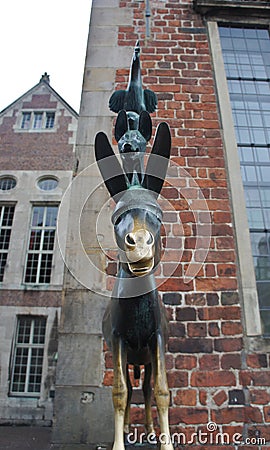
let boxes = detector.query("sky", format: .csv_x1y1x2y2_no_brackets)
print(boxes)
0,0,93,113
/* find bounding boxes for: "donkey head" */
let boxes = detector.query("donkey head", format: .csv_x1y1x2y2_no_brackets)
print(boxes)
95,120,171,276
111,188,162,275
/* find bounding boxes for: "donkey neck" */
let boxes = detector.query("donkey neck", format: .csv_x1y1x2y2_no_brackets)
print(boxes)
112,264,157,300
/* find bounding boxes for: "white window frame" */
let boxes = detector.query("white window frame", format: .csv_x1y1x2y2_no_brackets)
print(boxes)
23,204,58,285
33,112,43,129
20,111,55,131
45,112,55,129
208,21,263,337
21,112,31,129
10,315,47,397
0,204,15,282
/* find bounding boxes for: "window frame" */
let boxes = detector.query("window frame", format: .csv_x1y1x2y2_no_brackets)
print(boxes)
218,25,270,338
21,112,31,130
0,204,15,283
208,21,266,339
23,204,58,285
45,112,55,129
9,315,47,397
20,111,56,131
0,176,17,191
33,112,43,129
37,177,59,191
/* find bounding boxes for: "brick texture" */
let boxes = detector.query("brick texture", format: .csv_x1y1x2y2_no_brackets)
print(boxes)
103,0,270,447
0,92,76,170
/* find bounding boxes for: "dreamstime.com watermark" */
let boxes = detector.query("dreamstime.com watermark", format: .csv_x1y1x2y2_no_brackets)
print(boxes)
126,422,266,446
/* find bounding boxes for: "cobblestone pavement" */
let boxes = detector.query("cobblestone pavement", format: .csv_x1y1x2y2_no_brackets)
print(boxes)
0,426,52,450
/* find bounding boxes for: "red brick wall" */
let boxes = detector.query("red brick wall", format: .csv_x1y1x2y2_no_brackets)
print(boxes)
0,290,62,307
103,0,270,446
0,93,75,171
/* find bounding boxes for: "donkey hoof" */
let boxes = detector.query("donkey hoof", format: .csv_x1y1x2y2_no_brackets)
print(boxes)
160,443,174,450
112,442,125,450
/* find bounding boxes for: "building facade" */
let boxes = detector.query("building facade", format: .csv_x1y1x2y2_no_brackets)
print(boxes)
1,0,270,448
0,74,78,424
53,0,270,448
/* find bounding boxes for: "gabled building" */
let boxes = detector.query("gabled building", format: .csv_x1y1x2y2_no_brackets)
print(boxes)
0,73,78,424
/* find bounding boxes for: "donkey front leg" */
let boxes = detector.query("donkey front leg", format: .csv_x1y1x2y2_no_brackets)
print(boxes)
143,363,155,436
124,366,132,434
112,337,128,450
152,333,173,450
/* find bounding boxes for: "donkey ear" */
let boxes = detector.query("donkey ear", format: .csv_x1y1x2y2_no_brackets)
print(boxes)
142,122,171,196
115,110,129,142
138,110,152,142
95,132,127,201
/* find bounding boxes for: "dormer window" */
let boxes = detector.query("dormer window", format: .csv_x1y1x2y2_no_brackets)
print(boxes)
20,111,55,131
45,112,55,129
21,112,31,130
33,113,43,129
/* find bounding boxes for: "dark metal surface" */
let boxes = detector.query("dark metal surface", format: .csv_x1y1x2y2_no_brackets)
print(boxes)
109,42,157,114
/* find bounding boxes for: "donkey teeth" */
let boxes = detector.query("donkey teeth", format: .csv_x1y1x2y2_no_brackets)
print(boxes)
128,258,154,276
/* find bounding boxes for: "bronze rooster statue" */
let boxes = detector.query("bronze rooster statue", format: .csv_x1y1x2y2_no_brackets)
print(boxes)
109,41,157,114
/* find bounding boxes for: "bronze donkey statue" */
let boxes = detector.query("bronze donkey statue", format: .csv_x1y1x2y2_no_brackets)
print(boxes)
95,120,173,450
94,40,173,450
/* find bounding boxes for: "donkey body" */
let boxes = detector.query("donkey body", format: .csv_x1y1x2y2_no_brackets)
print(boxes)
95,118,173,450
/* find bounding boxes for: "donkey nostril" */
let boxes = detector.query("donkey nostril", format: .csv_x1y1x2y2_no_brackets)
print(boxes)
125,233,136,246
147,232,154,245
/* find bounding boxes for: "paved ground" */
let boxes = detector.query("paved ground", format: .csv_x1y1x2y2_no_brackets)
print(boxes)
0,426,52,450
0,427,156,450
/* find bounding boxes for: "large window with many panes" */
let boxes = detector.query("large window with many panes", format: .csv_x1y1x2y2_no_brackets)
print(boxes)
10,316,47,396
0,204,15,282
24,205,58,284
219,26,270,336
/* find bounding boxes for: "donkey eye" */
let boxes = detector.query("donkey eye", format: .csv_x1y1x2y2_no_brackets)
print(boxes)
114,217,121,226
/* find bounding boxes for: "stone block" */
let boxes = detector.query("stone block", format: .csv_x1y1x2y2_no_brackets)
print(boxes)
92,0,120,7
83,68,116,93
80,92,114,117
56,334,103,386
80,190,115,250
76,117,114,147
88,26,117,47
60,291,109,335
62,248,107,292
90,8,132,27
52,386,113,445
85,46,131,69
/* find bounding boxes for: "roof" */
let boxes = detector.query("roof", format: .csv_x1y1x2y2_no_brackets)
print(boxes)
0,73,79,118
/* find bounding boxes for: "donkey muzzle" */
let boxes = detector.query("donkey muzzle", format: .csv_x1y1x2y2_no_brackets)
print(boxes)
125,229,155,276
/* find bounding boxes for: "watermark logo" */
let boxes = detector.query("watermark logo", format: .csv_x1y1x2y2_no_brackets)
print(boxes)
126,423,266,446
